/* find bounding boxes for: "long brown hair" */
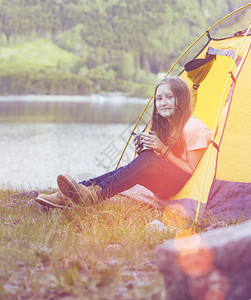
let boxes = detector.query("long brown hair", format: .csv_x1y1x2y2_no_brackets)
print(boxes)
151,77,192,156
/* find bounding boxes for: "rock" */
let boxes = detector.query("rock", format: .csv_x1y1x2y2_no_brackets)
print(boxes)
23,199,49,213
145,220,167,235
11,190,39,199
107,244,125,258
155,221,251,300
145,220,168,244
7,190,48,212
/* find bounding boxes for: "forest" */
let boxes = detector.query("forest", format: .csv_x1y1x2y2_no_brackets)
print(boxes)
0,0,250,96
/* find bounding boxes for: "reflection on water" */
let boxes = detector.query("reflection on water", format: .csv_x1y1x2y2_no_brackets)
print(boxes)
0,122,145,190
0,95,150,190
0,94,151,123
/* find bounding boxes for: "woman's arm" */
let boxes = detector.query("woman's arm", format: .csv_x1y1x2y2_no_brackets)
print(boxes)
166,148,206,175
140,131,206,175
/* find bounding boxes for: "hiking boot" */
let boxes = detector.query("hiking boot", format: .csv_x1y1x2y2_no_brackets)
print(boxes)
57,174,101,206
36,190,74,209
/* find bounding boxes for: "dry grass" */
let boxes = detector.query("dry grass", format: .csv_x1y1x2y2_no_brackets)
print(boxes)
2,188,246,299
0,189,175,300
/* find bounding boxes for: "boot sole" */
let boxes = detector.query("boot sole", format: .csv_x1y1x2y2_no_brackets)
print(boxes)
36,196,66,209
57,174,84,205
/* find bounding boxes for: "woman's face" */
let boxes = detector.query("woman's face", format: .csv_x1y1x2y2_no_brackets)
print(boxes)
155,84,176,118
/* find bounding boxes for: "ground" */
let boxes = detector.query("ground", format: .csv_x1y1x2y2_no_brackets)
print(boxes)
0,189,170,299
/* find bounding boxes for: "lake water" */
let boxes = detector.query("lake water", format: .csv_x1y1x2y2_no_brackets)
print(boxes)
0,95,149,190
0,94,151,123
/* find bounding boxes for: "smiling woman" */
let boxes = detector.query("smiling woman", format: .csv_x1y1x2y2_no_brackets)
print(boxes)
35,77,212,209
150,77,192,157
155,84,176,118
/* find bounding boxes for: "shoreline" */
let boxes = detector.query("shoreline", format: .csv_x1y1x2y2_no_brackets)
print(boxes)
0,92,149,103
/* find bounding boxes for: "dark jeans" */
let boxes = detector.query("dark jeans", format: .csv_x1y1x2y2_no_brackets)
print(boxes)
79,150,191,200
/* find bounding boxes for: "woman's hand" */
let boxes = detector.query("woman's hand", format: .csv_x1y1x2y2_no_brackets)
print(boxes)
133,134,142,155
139,130,166,153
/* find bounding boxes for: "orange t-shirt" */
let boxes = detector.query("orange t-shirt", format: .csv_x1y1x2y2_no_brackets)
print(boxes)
181,116,213,161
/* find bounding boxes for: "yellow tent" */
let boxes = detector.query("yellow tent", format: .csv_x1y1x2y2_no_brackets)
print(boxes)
169,26,251,223
117,5,251,224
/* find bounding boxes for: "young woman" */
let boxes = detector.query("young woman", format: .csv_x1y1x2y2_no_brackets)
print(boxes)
36,77,212,208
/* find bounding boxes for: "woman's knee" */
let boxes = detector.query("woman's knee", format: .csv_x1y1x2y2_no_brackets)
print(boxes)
139,150,162,171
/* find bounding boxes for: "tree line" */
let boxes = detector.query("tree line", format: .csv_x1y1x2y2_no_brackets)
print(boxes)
0,0,249,96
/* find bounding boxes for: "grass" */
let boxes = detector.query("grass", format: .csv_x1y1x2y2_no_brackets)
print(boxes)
1,188,248,299
0,189,174,299
0,39,78,69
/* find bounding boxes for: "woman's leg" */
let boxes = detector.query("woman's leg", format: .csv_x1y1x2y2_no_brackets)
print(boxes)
79,168,122,187
96,150,191,200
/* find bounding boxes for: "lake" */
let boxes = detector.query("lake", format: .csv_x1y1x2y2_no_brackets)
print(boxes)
0,95,150,190
0,94,151,123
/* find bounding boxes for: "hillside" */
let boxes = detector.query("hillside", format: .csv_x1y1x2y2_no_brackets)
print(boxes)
0,0,250,96
0,39,78,68
0,39,92,95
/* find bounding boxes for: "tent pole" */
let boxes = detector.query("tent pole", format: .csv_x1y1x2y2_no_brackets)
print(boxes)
115,3,251,170
194,23,251,224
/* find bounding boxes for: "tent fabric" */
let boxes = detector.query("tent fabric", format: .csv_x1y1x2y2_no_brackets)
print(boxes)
171,29,251,222
207,47,242,65
121,27,251,224
184,54,216,72
185,54,216,111
120,184,203,218
205,180,251,222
